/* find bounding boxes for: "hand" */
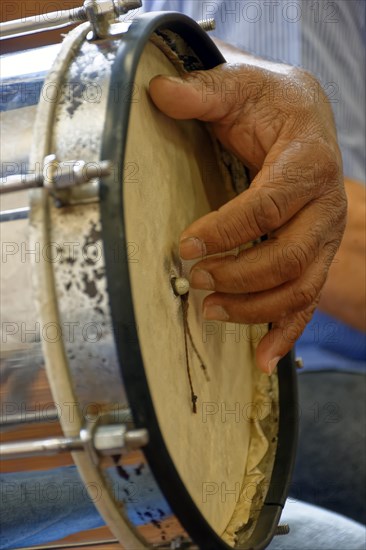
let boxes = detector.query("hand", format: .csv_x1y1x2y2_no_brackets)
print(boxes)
149,54,346,374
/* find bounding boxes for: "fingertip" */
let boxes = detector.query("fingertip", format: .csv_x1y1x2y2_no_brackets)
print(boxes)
257,353,282,376
266,356,281,375
255,326,287,375
149,74,185,90
179,237,206,260
148,73,215,120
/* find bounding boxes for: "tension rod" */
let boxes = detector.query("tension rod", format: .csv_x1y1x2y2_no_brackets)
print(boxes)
0,0,142,40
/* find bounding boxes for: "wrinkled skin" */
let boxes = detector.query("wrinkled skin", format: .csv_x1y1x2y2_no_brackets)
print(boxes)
149,59,347,374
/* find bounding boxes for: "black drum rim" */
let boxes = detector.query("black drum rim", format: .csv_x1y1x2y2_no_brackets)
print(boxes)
100,11,298,549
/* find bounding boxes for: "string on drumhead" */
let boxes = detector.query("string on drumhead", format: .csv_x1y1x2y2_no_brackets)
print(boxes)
180,293,209,414
184,299,210,383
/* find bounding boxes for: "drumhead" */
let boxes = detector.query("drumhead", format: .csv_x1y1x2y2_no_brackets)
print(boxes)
125,38,260,538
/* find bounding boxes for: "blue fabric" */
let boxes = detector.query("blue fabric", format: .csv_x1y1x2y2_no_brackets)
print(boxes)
267,500,366,550
291,371,366,524
0,465,171,549
296,310,366,373
1,465,365,550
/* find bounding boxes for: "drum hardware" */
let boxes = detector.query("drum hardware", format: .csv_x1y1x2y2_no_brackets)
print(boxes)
0,407,60,427
0,0,142,41
10,539,119,550
0,207,30,223
295,357,304,369
0,1,216,42
196,19,216,32
274,524,290,536
155,539,197,550
0,406,133,428
0,155,112,203
84,0,140,40
0,423,148,459
16,542,198,550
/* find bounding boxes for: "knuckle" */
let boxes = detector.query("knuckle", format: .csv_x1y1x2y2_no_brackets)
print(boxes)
291,67,324,107
240,209,262,238
323,240,341,264
228,266,249,292
215,221,240,251
211,256,249,292
316,143,342,182
276,243,307,281
254,191,285,233
292,281,318,311
320,192,348,232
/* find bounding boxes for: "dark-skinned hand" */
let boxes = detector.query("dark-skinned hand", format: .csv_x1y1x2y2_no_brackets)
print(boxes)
149,56,346,374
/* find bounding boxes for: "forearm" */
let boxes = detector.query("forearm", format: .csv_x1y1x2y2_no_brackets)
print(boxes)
318,178,366,331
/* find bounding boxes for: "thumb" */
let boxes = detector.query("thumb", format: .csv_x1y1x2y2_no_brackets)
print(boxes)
149,68,233,122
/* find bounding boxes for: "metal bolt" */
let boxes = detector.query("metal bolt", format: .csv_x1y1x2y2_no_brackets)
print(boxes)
43,155,112,189
197,18,216,31
275,524,290,536
0,424,148,459
114,0,142,15
295,357,304,369
124,428,149,449
93,425,148,454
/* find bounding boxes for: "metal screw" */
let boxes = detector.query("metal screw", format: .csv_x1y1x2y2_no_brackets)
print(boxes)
124,428,149,450
197,18,216,32
275,524,290,536
114,0,142,14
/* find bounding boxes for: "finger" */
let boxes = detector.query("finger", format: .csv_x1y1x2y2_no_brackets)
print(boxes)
201,246,332,324
255,303,318,374
189,198,342,293
149,68,235,122
179,182,310,260
190,238,314,294
179,139,344,261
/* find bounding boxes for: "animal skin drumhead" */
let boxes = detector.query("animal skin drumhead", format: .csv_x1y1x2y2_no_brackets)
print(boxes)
123,40,256,537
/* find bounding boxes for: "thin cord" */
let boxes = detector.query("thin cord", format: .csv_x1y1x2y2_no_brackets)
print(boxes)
181,294,198,414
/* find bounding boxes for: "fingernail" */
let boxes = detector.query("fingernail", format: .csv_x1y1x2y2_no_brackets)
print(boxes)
190,269,215,290
203,304,229,321
180,237,206,259
266,356,281,375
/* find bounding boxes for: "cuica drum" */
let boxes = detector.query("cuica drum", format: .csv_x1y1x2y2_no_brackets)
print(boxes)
0,6,297,550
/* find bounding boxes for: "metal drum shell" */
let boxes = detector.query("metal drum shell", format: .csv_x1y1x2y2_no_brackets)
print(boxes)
0,12,298,550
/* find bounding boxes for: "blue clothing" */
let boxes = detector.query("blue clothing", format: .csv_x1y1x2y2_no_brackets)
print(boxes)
1,466,365,549
297,311,366,373
0,465,171,549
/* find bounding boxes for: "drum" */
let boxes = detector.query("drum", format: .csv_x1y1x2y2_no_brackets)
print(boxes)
0,8,297,549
